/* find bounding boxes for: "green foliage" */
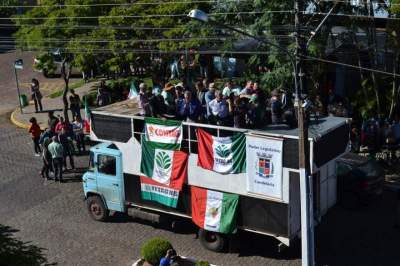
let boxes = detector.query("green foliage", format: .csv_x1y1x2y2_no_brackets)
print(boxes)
195,261,210,266
140,237,173,266
48,80,85,98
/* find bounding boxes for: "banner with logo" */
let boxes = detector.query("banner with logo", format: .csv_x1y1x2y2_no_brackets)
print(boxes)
144,117,183,150
246,135,283,199
140,139,187,190
197,129,246,174
140,176,180,208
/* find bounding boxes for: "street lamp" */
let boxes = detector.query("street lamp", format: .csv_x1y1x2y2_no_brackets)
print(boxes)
188,9,314,266
14,59,24,114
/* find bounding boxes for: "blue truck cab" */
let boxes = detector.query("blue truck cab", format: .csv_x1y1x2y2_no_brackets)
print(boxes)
83,143,125,221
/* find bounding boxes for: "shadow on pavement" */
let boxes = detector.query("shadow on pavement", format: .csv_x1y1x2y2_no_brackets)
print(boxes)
316,189,400,266
0,224,56,266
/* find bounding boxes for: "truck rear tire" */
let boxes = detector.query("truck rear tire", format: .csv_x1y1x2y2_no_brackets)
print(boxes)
87,196,109,222
198,229,226,252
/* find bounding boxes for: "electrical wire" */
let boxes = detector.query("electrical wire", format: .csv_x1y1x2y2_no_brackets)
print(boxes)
4,11,290,20
304,55,400,77
0,0,252,8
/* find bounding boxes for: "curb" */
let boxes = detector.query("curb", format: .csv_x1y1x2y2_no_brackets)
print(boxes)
10,108,30,130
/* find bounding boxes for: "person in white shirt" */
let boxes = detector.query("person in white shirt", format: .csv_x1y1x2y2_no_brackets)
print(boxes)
73,116,85,154
208,90,230,125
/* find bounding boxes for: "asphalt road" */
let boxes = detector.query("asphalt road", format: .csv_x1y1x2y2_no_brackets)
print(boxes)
0,50,74,114
1,54,400,266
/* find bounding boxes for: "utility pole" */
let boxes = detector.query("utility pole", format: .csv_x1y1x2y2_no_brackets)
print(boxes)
295,0,314,265
14,59,24,114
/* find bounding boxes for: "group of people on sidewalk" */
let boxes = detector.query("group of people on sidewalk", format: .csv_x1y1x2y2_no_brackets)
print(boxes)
27,86,87,182
29,112,87,182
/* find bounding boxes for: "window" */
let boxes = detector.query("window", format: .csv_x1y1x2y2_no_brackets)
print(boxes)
98,154,116,176
88,151,95,172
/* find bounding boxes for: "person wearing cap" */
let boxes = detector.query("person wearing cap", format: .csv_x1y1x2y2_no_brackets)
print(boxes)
48,136,64,182
204,82,216,118
176,90,202,122
162,82,176,117
208,90,230,125
69,88,81,120
174,84,184,105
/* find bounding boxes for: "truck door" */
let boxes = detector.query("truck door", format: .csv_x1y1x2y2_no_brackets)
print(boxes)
96,153,124,212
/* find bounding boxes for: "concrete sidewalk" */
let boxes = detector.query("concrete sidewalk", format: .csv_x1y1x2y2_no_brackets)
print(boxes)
10,80,99,130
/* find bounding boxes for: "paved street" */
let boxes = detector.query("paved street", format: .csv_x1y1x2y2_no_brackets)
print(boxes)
1,55,400,266
2,111,400,266
0,50,76,114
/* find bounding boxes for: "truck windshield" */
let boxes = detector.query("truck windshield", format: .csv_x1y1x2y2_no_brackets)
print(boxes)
88,151,95,172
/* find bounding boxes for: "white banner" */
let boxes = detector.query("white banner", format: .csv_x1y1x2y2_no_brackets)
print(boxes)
246,135,283,199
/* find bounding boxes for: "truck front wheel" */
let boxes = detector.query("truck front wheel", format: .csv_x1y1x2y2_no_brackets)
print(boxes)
198,229,226,252
87,196,109,222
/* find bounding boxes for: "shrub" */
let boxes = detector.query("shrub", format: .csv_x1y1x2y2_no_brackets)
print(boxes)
196,261,210,266
140,237,173,265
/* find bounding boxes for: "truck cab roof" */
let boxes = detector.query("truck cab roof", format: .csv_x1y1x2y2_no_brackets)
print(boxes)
91,142,121,157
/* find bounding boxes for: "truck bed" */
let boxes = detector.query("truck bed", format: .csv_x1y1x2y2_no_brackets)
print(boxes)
124,173,289,237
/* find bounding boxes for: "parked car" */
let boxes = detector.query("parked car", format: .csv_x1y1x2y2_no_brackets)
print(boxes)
33,49,81,78
336,152,384,209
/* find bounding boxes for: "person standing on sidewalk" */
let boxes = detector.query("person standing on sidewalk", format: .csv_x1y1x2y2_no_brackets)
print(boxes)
31,78,43,113
47,111,59,134
69,89,81,119
48,136,64,182
28,117,41,156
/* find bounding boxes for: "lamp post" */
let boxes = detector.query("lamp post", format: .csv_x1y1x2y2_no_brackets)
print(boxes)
14,59,24,114
188,9,314,266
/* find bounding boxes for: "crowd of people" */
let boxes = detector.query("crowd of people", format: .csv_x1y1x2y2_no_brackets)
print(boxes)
132,78,296,129
28,91,87,182
350,117,400,158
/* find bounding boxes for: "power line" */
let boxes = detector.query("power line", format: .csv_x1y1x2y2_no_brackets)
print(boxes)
0,34,294,42
304,55,400,77
5,11,289,20
0,23,298,32
0,0,250,8
305,11,397,20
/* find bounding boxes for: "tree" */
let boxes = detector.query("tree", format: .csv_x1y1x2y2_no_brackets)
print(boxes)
15,0,119,121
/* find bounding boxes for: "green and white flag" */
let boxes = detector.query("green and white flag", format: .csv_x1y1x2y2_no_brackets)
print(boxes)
197,129,246,174
140,140,187,190
144,117,183,150
191,186,239,234
140,176,180,208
